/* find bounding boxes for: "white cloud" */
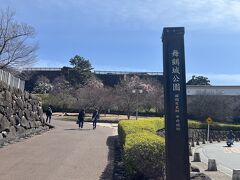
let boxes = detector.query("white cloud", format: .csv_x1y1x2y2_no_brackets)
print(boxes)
116,0,240,31
177,0,240,30
47,0,240,31
2,0,240,31
81,0,239,31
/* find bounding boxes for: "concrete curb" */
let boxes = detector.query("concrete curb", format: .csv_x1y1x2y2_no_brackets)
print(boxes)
192,142,232,179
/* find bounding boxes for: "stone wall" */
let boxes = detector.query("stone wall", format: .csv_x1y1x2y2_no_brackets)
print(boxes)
157,128,240,142
22,69,164,91
0,82,48,147
189,129,240,142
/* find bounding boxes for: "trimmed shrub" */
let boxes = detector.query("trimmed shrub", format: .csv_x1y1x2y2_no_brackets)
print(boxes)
188,120,240,131
118,119,165,179
124,132,165,179
118,118,240,179
118,118,164,146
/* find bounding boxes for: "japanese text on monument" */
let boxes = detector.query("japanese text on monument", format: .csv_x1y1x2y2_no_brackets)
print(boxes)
172,50,181,131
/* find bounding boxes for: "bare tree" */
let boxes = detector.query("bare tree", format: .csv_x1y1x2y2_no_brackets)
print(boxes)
187,95,234,122
0,8,37,70
74,77,108,110
151,81,164,113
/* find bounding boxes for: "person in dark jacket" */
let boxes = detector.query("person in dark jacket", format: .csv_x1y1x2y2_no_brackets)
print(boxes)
46,106,53,124
78,109,85,128
227,130,235,140
227,130,236,145
92,109,99,130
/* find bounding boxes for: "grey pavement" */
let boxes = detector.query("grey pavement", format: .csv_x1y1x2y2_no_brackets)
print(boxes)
191,161,231,180
0,118,117,180
192,141,240,180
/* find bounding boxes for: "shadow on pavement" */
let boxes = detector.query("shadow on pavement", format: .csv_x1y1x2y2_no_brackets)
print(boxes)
100,136,117,180
64,128,92,131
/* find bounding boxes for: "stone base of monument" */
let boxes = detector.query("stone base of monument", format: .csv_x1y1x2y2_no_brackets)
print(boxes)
193,152,201,162
232,169,240,180
191,165,200,172
190,172,211,180
189,146,193,156
207,159,217,171
191,139,195,147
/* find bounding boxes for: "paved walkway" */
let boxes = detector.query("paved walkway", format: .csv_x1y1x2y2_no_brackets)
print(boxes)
0,119,117,180
192,142,233,180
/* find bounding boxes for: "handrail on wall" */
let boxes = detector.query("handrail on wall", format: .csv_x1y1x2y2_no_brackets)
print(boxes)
0,69,25,91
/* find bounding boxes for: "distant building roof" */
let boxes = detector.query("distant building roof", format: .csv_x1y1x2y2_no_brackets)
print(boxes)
187,85,240,96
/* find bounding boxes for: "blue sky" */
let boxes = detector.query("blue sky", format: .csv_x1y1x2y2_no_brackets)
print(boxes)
1,0,240,85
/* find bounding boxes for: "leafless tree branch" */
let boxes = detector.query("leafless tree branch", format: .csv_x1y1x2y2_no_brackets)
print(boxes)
0,8,37,70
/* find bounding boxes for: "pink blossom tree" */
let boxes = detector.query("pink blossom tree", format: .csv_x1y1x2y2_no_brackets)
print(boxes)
114,75,159,119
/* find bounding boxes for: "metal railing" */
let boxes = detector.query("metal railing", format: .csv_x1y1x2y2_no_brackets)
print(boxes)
23,67,62,71
94,70,163,76
22,68,163,76
0,69,25,91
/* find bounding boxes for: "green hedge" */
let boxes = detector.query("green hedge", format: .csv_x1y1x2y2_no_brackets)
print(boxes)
118,118,240,179
124,132,165,179
118,118,165,179
188,120,240,131
118,118,164,146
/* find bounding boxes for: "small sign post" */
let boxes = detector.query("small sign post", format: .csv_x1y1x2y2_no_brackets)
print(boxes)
206,117,213,142
162,27,190,180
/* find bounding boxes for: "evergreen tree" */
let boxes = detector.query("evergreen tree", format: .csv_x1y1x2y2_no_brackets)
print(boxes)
62,55,93,87
187,75,211,85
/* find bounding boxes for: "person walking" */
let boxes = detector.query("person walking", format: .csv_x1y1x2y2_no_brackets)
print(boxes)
46,106,53,124
92,109,99,130
78,109,85,128
227,130,235,143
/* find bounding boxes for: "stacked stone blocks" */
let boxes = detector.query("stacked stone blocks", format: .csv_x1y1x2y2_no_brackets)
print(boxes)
0,82,48,146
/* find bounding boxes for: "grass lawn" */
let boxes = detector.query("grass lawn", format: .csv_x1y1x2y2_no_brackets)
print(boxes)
52,112,150,122
52,112,240,130
188,119,240,130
